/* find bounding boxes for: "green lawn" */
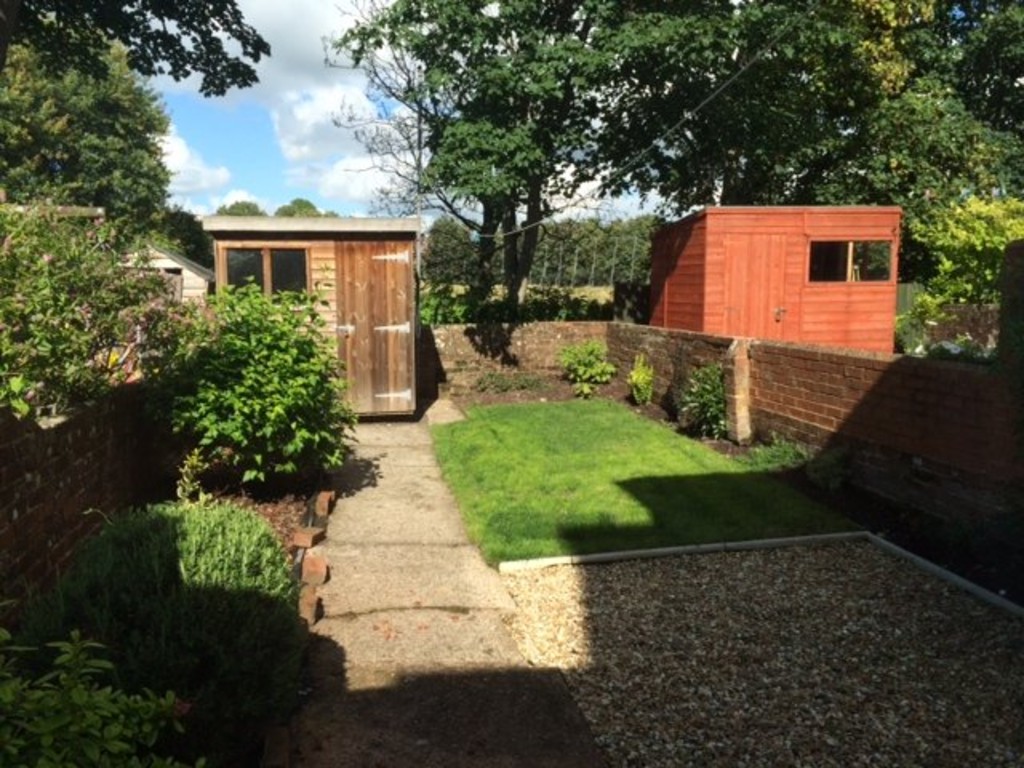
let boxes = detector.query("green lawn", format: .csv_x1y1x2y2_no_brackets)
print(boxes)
432,399,857,564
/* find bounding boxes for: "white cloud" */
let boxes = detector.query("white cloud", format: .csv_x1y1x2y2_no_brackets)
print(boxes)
299,155,394,206
273,84,376,163
161,126,231,195
155,1,385,212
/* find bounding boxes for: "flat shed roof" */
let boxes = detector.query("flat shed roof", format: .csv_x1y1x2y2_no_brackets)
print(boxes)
202,216,419,235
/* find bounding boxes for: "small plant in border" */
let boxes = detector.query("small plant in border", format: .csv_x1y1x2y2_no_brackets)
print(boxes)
626,352,655,405
675,363,728,439
559,340,616,398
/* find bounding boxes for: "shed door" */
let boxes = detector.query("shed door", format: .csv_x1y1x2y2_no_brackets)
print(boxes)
722,234,787,339
335,239,416,415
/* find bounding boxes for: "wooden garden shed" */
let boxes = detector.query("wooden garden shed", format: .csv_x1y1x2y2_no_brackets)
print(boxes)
203,216,419,416
650,206,902,352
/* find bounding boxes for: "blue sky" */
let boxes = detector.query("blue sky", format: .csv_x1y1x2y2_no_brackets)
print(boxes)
155,0,654,221
156,0,385,216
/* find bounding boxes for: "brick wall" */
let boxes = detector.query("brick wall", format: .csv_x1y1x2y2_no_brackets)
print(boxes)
747,341,1019,518
606,322,735,415
425,322,607,394
0,386,160,616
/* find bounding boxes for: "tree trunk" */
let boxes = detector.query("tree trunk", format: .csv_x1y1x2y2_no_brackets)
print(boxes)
0,0,21,73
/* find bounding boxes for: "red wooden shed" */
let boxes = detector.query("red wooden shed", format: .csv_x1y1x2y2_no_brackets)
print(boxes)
650,206,902,352
203,216,419,416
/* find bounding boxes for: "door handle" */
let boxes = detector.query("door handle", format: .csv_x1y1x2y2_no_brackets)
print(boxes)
773,307,787,322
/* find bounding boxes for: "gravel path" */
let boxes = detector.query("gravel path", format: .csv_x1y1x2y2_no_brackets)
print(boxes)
502,541,1024,767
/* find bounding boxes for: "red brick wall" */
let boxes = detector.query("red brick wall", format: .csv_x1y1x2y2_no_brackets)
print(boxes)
426,322,608,394
0,386,159,617
607,323,734,413
748,342,1018,481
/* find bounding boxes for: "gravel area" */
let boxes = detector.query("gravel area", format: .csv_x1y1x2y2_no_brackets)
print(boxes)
502,541,1024,767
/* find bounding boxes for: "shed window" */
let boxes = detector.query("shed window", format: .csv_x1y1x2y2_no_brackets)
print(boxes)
809,241,891,282
226,248,308,293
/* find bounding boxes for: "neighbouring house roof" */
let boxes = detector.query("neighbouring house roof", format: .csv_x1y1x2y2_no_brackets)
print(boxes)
143,245,215,282
201,216,420,236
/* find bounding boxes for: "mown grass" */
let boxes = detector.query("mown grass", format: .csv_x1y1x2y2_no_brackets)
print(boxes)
432,399,857,564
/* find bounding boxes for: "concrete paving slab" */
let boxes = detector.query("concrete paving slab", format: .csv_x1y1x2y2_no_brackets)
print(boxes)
313,609,522,669
290,415,605,767
317,544,515,614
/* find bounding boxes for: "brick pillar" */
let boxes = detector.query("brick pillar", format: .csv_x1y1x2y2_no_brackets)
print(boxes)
725,339,752,445
1001,240,1024,459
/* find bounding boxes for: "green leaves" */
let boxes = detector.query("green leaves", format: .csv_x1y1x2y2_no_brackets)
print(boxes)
0,207,172,419
145,285,357,487
559,340,616,399
0,630,191,767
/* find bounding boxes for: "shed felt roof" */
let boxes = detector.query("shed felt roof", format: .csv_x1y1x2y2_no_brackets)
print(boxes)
144,245,215,281
201,216,420,235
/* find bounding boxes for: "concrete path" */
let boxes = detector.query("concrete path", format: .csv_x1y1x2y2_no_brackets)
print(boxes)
289,403,604,767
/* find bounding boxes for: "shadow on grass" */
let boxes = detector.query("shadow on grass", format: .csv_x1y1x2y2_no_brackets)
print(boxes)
555,472,856,557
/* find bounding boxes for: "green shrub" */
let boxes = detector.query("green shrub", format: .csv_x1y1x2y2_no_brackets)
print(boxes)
0,628,193,767
19,502,303,765
474,370,545,393
0,206,171,418
145,284,356,485
626,353,655,405
559,340,616,398
675,363,727,439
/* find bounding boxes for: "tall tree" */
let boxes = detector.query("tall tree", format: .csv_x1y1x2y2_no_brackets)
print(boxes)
214,200,267,216
338,0,617,312
274,198,322,217
0,43,170,241
0,0,269,96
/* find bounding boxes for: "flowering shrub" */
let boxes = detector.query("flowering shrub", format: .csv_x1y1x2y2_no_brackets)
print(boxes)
0,206,170,418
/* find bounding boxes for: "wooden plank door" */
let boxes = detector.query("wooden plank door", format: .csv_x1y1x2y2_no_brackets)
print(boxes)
335,237,416,415
722,234,787,339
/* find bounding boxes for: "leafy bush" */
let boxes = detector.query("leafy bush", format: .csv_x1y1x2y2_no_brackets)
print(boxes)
19,502,303,765
626,353,655,405
675,363,727,439
0,628,192,767
559,340,616,398
474,370,545,393
145,285,356,485
0,206,170,418
911,196,1024,305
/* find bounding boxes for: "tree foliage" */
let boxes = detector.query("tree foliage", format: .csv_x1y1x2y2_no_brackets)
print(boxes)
911,197,1024,304
1,0,270,96
341,1,1024,291
0,43,170,241
274,197,325,217
214,200,267,216
338,0,620,311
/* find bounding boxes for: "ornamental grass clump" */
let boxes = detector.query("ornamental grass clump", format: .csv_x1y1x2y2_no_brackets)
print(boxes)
18,502,303,765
